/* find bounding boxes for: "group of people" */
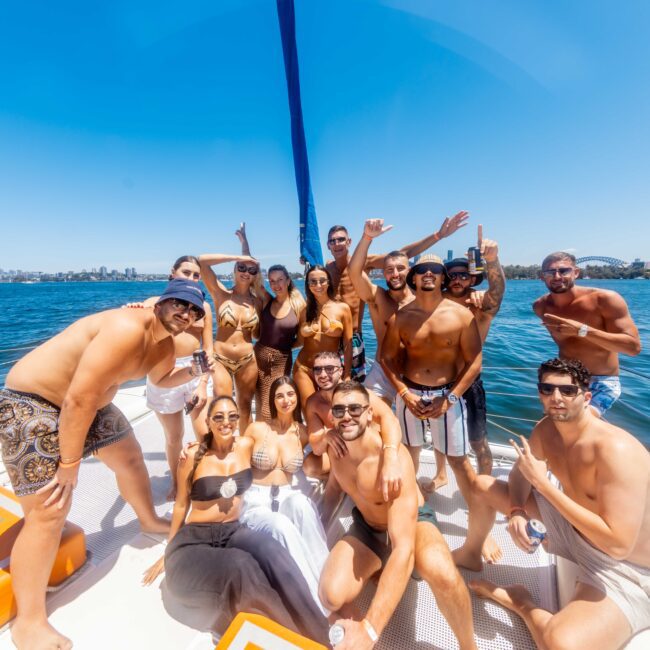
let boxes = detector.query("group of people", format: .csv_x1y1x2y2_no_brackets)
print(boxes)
0,213,648,650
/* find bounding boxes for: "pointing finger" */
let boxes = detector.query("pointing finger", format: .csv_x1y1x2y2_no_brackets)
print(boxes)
509,438,523,457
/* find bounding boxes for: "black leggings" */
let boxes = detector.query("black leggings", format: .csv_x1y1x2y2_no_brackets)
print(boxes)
165,522,328,643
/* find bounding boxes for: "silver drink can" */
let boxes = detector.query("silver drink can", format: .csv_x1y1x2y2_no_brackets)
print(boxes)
329,623,345,646
526,519,547,552
192,351,209,376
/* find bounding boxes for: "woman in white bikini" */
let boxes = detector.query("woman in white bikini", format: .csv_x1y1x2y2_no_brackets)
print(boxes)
198,251,262,433
293,265,353,406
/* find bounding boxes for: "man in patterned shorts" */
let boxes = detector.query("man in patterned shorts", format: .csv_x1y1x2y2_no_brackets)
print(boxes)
0,278,209,650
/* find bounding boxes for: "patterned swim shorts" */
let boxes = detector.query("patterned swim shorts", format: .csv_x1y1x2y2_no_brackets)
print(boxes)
0,388,132,497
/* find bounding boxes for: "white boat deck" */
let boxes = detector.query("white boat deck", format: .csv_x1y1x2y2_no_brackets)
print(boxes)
0,387,644,649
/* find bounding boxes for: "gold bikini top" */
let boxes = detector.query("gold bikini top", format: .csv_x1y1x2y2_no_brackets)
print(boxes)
217,303,259,332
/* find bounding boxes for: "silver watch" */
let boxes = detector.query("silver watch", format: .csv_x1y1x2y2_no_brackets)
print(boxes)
578,324,589,337
447,393,459,405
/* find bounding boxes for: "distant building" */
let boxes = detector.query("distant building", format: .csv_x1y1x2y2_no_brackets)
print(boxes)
100,266,107,279
447,249,453,261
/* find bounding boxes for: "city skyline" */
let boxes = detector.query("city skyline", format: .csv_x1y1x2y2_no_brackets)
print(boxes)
2,1,649,272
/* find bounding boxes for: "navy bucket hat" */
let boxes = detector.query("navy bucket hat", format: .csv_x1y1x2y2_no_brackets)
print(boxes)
156,278,206,316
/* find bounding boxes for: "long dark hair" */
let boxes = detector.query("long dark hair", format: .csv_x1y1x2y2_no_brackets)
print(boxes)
305,264,335,324
269,376,303,424
169,255,200,280
186,395,238,492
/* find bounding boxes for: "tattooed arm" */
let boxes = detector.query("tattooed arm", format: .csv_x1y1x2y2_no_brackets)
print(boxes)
480,239,505,317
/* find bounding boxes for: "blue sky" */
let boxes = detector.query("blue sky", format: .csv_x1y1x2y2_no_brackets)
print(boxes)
1,0,649,272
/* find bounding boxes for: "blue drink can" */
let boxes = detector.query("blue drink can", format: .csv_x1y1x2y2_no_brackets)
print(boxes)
526,519,547,552
329,623,345,646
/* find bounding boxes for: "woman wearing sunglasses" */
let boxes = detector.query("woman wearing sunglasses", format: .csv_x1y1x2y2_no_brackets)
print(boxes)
126,255,214,501
241,376,329,614
142,395,328,642
199,251,263,433
293,265,353,406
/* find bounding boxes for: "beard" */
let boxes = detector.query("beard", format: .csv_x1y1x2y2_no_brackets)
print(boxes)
548,278,575,294
447,284,469,297
421,285,435,292
388,278,406,290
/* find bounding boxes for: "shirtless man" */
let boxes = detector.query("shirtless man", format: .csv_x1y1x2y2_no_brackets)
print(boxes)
325,212,468,382
455,358,650,649
432,226,506,482
319,381,477,650
0,278,209,650
306,351,403,502
533,251,641,415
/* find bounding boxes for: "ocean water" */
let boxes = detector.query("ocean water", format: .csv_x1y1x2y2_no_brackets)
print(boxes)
1,280,648,446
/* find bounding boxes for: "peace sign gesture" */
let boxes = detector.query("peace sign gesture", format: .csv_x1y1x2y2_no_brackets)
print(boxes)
510,435,549,488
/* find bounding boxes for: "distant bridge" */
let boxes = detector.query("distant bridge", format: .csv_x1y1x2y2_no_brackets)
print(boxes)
576,256,628,267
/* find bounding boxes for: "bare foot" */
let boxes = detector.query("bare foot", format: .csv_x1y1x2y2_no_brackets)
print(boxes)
452,544,483,572
469,579,535,614
166,484,177,502
11,618,73,650
417,475,448,494
140,516,171,535
481,534,503,564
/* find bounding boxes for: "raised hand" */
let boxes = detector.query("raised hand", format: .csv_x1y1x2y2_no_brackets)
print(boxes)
363,218,393,239
235,222,247,244
510,436,548,489
438,211,469,240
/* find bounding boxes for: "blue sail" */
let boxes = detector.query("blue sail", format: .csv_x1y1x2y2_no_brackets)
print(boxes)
276,0,323,266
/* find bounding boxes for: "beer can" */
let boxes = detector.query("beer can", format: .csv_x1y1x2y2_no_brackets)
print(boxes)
192,351,209,376
468,247,484,273
329,623,345,646
526,519,547,552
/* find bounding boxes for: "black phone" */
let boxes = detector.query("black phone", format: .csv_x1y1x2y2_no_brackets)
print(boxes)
184,395,199,415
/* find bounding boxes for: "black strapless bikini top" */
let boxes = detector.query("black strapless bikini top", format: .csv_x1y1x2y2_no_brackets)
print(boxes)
190,468,253,501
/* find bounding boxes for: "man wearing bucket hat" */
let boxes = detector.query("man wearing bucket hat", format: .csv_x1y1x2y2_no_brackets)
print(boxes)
0,277,210,650
433,227,506,482
381,253,502,564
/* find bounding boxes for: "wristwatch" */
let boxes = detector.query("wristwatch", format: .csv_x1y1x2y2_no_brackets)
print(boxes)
447,393,459,405
577,324,589,337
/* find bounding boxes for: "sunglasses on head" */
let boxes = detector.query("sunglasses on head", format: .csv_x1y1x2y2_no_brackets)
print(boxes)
537,382,581,397
448,271,470,281
541,267,573,278
236,263,258,275
170,298,204,319
211,413,240,423
313,365,341,375
328,236,348,245
331,403,369,418
308,277,328,286
413,263,445,275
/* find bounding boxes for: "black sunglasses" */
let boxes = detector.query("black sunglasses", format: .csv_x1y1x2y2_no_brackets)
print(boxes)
413,263,445,275
537,382,581,397
447,271,471,281
211,413,240,423
313,365,341,375
308,278,328,286
236,263,259,275
271,484,280,512
331,403,369,418
328,236,348,245
170,298,204,319
541,267,573,278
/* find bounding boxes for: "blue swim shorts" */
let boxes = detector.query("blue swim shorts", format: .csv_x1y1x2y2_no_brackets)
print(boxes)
589,375,621,416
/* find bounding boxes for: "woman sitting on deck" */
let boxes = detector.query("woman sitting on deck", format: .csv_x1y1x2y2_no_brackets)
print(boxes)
293,265,353,406
242,376,330,614
198,251,263,433
142,395,328,642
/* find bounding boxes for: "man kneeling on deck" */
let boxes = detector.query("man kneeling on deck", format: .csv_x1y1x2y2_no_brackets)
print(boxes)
319,381,477,650
455,358,650,649
0,278,210,650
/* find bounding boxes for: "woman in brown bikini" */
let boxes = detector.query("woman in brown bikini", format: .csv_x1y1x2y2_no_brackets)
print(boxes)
293,265,352,406
198,251,262,433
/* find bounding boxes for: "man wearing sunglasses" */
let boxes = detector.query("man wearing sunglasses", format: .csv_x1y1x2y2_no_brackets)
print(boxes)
0,277,210,650
319,381,477,650
305,351,403,504
433,227,505,482
533,251,640,416
325,214,468,383
455,358,650,650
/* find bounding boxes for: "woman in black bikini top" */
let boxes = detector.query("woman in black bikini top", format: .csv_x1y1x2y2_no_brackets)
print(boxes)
142,395,328,642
